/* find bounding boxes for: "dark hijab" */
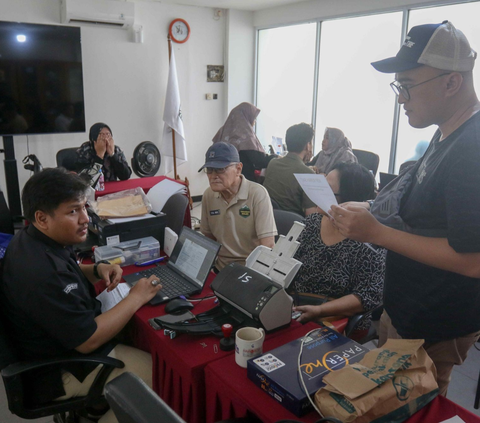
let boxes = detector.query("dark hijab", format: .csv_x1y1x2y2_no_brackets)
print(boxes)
89,122,112,143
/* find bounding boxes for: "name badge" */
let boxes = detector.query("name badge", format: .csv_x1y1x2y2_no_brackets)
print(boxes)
210,209,220,216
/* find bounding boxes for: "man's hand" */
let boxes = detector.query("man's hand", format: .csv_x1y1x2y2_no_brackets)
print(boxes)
97,263,123,292
129,275,163,305
293,305,321,324
329,204,384,243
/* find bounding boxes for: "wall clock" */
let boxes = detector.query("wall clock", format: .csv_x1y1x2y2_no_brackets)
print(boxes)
169,19,190,44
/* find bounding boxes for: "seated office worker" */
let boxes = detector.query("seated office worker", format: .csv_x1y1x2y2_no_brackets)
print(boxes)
0,168,161,423
330,21,480,395
199,142,277,271
76,122,132,181
263,122,317,216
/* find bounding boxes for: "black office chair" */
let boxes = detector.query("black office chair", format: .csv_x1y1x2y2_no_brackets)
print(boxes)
56,147,79,171
270,197,281,210
105,372,260,423
273,209,304,239
352,149,380,177
161,193,189,236
0,311,124,422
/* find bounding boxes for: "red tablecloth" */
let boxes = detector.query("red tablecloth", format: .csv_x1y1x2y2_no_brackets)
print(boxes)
95,175,191,230
204,351,480,423
107,265,317,423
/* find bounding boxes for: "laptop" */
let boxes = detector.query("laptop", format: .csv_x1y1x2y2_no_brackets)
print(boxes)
123,227,221,305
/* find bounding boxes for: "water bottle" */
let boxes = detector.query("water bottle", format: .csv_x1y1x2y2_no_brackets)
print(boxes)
97,168,105,191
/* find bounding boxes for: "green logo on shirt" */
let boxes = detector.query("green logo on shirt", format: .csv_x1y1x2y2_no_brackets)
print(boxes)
239,205,251,218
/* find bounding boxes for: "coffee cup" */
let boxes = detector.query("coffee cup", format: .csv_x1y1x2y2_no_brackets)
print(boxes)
235,327,265,368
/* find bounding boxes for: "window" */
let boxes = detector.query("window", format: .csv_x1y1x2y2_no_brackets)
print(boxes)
256,23,316,151
256,1,480,175
315,13,402,173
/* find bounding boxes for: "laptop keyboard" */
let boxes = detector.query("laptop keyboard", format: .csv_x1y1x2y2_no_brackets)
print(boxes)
133,266,193,298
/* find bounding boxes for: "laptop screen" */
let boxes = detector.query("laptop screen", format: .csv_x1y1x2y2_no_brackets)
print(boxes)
169,227,220,288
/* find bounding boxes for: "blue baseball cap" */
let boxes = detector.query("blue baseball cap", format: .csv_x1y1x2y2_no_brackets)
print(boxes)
372,21,476,73
198,142,240,172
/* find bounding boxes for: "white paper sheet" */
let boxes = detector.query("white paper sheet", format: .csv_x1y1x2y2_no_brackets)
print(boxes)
106,214,157,224
146,179,187,214
440,417,466,423
96,283,131,313
294,173,338,215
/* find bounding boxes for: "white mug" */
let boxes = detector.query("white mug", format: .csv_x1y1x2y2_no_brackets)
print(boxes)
235,327,265,368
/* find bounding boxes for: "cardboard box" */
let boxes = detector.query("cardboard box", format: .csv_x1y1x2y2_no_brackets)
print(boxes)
88,208,167,247
247,326,368,417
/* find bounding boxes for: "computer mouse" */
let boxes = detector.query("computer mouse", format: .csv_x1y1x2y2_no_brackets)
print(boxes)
164,298,194,315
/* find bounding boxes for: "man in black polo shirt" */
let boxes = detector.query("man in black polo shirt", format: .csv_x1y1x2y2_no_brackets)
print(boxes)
0,168,161,421
329,21,480,395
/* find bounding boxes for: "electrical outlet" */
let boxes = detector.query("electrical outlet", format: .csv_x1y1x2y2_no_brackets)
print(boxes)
205,93,213,100
213,94,218,100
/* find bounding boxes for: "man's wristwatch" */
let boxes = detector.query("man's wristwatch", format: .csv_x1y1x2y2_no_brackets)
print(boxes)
367,199,375,210
93,260,110,279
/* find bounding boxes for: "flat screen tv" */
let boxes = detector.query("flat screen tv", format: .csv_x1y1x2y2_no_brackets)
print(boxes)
0,20,85,136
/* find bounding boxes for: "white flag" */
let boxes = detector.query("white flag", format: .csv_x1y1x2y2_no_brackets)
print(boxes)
161,46,187,175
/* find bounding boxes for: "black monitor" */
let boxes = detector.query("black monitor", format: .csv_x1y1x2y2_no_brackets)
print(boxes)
0,20,85,136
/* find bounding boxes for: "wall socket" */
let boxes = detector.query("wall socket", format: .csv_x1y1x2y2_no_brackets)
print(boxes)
205,93,218,100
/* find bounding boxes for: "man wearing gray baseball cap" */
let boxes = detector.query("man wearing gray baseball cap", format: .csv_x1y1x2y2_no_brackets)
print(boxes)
329,21,480,395
199,142,277,271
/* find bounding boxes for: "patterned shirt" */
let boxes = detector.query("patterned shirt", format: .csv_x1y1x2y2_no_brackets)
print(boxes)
75,141,132,181
294,213,386,330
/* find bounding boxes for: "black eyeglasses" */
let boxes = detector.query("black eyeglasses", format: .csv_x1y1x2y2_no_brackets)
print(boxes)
390,73,451,101
204,164,236,174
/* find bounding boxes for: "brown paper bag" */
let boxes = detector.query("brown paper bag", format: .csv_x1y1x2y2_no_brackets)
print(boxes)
314,339,439,423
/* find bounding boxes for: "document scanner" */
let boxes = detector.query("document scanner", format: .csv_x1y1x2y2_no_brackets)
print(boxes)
157,221,306,335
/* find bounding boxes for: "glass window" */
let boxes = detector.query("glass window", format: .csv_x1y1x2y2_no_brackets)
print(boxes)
256,23,316,152
315,12,403,174
394,2,480,172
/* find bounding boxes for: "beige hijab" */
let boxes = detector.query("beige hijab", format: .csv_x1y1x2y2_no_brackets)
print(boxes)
314,127,357,174
212,102,265,153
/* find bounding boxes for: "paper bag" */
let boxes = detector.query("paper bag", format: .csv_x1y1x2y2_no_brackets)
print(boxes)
314,339,439,423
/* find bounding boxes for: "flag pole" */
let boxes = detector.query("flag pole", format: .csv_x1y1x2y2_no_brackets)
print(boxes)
167,35,178,180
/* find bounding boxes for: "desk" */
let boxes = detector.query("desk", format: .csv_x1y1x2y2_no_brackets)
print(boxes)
113,265,318,423
204,354,480,423
95,175,191,230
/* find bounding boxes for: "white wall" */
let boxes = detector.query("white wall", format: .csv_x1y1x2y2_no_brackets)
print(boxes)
0,0,229,208
226,9,255,112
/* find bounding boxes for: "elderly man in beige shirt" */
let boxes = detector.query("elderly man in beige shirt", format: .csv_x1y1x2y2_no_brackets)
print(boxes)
199,142,277,270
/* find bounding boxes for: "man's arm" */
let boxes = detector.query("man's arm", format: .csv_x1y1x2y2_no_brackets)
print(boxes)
75,275,161,354
305,207,318,216
330,204,480,278
259,236,275,249
294,294,364,323
79,262,123,292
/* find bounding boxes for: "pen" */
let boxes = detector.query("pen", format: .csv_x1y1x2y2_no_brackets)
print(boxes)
135,256,167,266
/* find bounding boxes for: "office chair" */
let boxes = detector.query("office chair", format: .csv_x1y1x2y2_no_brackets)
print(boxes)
352,149,380,177
105,372,260,423
56,147,79,171
0,311,124,422
270,197,281,210
161,193,189,236
273,209,304,240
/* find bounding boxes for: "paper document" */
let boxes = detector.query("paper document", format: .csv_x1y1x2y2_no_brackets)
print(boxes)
106,214,157,224
96,283,131,313
294,173,338,215
440,417,465,423
147,179,187,213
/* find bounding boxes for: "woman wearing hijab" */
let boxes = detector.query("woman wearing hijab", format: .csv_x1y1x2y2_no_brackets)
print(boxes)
75,122,132,181
310,127,357,174
212,102,275,181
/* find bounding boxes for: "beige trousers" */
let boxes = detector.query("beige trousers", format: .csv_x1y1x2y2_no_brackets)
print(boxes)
379,311,480,396
57,344,152,423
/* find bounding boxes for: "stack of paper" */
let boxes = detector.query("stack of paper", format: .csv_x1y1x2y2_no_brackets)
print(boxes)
96,283,131,313
146,179,187,214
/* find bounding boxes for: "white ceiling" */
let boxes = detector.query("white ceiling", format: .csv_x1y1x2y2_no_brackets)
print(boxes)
145,0,310,12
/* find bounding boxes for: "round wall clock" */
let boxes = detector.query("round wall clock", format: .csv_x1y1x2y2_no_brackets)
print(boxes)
169,19,190,44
